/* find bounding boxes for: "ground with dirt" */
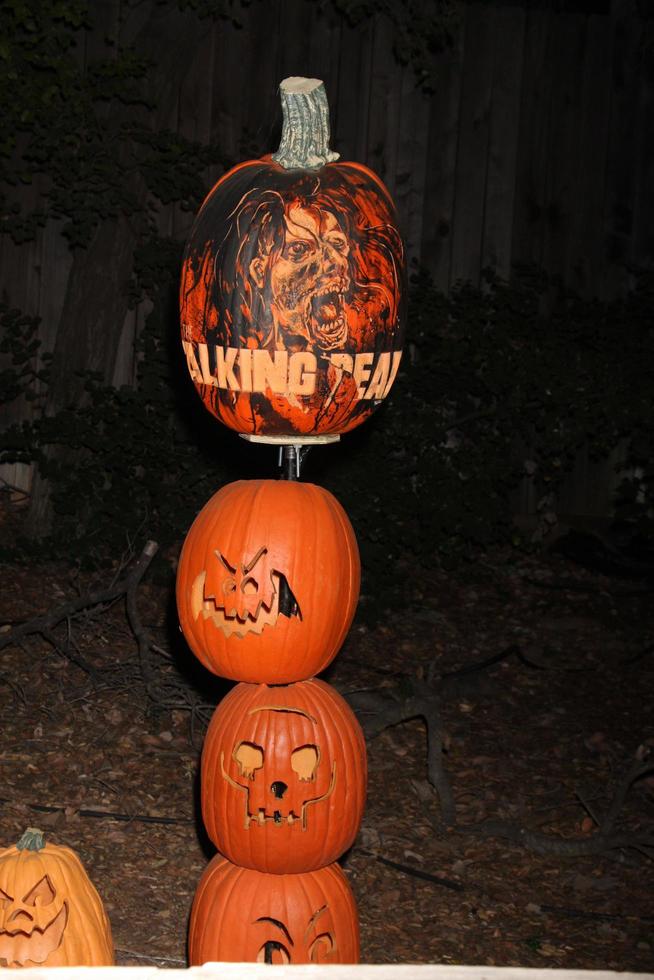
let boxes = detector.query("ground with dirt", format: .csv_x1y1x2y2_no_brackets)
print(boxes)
1,511,653,970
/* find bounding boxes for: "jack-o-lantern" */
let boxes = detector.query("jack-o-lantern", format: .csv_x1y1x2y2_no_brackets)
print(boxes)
188,856,359,964
202,679,366,873
0,828,114,968
180,76,406,440
176,479,360,685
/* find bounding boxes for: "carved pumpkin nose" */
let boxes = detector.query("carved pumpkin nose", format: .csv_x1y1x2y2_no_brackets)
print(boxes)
8,908,34,923
270,781,287,799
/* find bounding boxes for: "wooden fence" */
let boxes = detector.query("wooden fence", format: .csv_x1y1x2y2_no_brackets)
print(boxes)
1,0,651,514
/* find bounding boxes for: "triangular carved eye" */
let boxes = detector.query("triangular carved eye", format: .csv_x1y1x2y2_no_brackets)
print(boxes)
0,887,12,908
22,875,56,907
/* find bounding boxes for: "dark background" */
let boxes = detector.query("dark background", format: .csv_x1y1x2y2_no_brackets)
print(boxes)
1,0,653,600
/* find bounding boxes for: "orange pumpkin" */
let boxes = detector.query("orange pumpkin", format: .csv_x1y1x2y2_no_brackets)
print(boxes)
189,855,359,964
0,828,114,968
176,479,360,685
180,76,405,439
201,678,366,874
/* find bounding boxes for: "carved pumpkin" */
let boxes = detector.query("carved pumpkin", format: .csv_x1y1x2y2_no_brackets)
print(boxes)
176,479,360,685
0,829,113,968
180,76,406,440
202,678,366,874
188,856,359,964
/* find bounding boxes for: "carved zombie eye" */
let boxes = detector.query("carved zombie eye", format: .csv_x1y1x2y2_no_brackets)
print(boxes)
290,744,319,782
326,232,348,253
23,875,56,907
233,741,264,780
309,932,335,962
0,887,12,908
286,240,312,262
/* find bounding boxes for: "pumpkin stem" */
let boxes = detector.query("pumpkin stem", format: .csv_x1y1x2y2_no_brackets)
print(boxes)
16,828,46,852
272,77,340,170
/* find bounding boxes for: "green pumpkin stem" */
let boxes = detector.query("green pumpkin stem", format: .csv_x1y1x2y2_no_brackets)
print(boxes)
272,76,340,171
16,828,46,852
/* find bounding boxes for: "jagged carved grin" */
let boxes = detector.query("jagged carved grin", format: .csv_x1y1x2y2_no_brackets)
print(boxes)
191,570,281,639
0,902,68,967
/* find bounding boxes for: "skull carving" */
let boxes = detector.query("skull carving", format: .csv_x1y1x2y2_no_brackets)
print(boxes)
188,856,359,965
0,829,113,967
202,679,367,873
177,480,360,684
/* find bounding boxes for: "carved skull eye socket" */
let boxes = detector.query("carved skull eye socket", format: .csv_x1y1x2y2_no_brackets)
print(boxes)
233,741,264,780
241,577,258,595
22,876,56,908
309,932,335,962
291,744,319,782
0,888,12,909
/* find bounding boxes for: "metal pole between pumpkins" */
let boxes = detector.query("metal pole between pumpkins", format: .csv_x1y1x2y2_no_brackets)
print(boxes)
177,74,406,965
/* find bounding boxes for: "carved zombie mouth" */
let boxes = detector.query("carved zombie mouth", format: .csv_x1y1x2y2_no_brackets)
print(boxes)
305,284,348,351
0,902,68,967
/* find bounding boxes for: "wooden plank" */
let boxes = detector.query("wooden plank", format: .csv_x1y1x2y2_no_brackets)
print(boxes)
565,12,612,298
450,1,495,288
511,5,554,274
481,5,526,281
3,964,653,979
393,65,431,269
419,32,464,291
541,11,587,284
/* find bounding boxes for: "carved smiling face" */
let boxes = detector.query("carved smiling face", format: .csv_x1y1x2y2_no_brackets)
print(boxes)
176,480,361,685
0,829,113,968
188,857,360,965
0,874,67,966
190,545,300,640
201,679,367,874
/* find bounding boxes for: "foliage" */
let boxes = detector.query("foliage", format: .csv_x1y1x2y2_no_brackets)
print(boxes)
3,267,652,609
324,0,459,89
0,0,227,248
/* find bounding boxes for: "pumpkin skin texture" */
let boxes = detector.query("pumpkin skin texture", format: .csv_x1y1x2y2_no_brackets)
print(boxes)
201,679,367,874
176,479,360,685
0,829,114,968
188,856,359,965
179,156,406,438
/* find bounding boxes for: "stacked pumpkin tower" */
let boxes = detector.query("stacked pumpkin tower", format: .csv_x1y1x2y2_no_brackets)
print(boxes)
177,77,405,966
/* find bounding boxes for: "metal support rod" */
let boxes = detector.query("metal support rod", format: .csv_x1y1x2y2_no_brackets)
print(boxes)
278,444,310,480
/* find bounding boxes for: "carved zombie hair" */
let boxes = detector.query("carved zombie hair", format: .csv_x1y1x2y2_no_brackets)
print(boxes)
183,167,403,354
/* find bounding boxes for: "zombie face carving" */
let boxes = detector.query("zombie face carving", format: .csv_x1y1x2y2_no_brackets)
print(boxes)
190,546,300,640
202,679,366,874
179,152,406,438
177,480,360,685
250,205,351,352
188,857,360,965
0,829,113,967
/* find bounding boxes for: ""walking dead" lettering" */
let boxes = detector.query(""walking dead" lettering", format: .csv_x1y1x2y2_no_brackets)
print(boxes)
182,342,402,402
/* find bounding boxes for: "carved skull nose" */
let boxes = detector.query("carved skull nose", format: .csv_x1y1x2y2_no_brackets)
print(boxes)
270,780,288,799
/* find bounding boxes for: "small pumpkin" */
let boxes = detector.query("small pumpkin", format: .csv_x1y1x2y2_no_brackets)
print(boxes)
0,828,114,968
180,76,406,439
189,855,359,965
176,479,360,685
202,678,367,874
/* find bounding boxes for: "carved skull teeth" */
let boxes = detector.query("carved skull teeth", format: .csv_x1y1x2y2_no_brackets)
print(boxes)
251,809,299,827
